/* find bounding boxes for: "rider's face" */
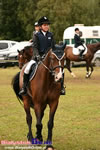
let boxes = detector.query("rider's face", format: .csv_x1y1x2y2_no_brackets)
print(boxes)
76,30,80,34
35,26,40,32
41,24,50,32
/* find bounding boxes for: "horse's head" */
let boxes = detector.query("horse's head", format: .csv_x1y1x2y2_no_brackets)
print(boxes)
46,43,66,82
18,46,33,69
17,49,26,69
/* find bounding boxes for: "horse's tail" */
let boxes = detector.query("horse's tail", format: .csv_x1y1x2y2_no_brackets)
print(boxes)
11,72,23,101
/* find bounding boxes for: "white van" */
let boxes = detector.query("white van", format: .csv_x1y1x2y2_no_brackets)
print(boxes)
0,40,18,60
8,41,32,60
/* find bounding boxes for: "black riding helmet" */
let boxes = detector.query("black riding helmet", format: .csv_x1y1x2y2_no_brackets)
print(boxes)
34,21,39,26
75,28,79,31
38,16,51,26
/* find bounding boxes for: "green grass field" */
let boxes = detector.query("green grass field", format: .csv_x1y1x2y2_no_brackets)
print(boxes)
0,67,100,150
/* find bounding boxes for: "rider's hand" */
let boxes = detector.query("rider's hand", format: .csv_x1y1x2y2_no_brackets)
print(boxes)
35,55,41,62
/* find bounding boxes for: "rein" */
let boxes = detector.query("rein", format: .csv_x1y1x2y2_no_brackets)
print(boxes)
41,61,63,72
40,52,65,74
41,61,52,72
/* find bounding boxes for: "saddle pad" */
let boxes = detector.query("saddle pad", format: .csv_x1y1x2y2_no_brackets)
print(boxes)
29,63,38,81
73,44,87,55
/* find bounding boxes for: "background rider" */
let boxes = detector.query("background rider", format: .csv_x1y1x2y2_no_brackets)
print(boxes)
74,28,85,59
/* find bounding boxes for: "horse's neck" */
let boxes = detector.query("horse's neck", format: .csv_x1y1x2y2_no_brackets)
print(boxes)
27,56,32,62
26,54,32,62
89,43,100,53
40,53,53,84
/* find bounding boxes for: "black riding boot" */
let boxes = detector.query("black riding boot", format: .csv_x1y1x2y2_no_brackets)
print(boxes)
60,73,66,95
79,50,84,59
19,73,29,95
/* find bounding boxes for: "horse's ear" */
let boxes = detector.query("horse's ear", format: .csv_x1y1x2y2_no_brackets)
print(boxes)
63,43,66,50
23,49,25,53
51,41,55,50
17,49,20,53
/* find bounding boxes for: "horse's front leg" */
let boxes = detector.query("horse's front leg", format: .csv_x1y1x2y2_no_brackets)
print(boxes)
34,104,46,142
47,101,58,143
89,63,94,78
23,96,33,142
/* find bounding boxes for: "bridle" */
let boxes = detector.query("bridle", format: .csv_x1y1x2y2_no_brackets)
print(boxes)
18,48,65,75
41,51,65,76
18,50,29,68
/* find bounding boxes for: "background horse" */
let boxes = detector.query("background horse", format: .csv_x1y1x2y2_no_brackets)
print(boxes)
12,45,66,143
65,42,100,78
18,46,33,69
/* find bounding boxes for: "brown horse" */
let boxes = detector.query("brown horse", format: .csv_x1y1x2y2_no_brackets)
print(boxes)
64,42,100,78
17,46,33,69
12,45,66,143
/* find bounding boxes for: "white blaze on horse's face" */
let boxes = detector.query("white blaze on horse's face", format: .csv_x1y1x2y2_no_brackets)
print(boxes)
51,52,65,82
55,60,63,82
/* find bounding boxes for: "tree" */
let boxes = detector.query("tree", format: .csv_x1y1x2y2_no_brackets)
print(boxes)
0,0,100,42
35,0,71,42
0,0,24,41
17,0,39,40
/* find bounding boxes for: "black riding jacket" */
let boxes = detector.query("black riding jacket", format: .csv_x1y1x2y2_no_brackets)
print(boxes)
74,34,84,48
33,30,54,58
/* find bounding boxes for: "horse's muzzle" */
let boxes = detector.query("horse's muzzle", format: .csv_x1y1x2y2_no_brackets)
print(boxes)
54,72,63,82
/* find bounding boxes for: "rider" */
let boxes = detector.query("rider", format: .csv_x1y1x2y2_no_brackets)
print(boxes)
33,21,40,34
19,16,53,95
19,16,65,95
29,21,40,42
74,28,85,59
33,16,54,58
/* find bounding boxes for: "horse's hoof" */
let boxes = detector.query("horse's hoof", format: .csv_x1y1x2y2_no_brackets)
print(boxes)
27,133,33,142
85,74,89,78
71,72,76,78
35,135,43,142
85,76,88,78
85,75,91,78
46,140,52,145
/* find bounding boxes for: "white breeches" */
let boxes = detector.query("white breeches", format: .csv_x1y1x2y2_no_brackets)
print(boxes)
77,45,84,50
77,44,86,51
24,60,36,74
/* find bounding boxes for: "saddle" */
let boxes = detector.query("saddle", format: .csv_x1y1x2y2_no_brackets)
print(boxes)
72,44,87,55
29,63,38,81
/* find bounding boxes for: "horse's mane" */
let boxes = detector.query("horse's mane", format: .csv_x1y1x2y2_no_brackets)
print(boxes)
86,42,100,53
87,42,100,47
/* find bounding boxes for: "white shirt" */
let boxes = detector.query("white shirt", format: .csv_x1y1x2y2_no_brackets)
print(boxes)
41,31,46,36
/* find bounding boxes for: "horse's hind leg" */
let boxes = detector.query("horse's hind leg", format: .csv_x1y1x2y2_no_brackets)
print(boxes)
89,63,93,78
23,96,33,142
